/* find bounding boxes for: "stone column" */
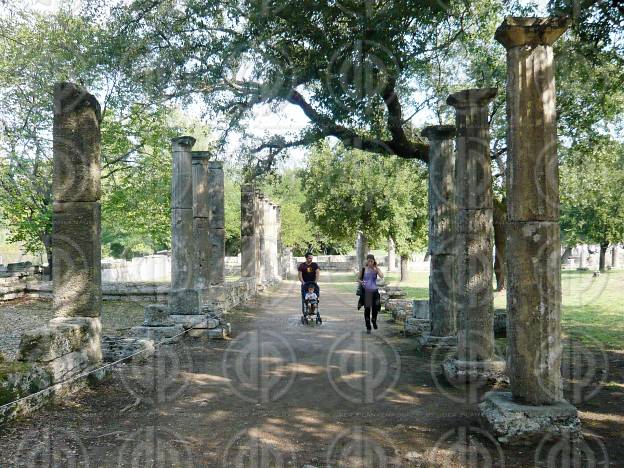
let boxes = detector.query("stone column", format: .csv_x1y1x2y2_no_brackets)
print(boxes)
356,232,368,270
611,245,619,269
421,125,457,349
192,154,225,288
18,82,103,378
257,194,267,286
276,205,283,277
443,88,505,385
241,184,257,278
170,136,200,314
479,17,579,445
387,237,396,272
52,82,102,320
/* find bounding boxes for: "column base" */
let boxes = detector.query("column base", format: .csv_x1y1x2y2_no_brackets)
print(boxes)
442,358,508,385
418,334,457,351
479,391,581,445
169,288,201,314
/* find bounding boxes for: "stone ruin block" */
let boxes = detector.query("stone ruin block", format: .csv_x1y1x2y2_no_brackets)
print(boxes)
479,391,580,445
404,318,431,337
143,304,174,327
18,317,101,364
169,314,219,330
128,325,185,344
412,300,430,320
101,336,155,364
442,359,508,386
386,299,413,322
52,201,101,318
169,288,201,315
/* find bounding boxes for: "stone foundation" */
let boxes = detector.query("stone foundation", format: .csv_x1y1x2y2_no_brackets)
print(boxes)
418,334,458,351
479,391,581,445
442,358,508,386
386,299,413,322
404,318,430,337
101,336,155,363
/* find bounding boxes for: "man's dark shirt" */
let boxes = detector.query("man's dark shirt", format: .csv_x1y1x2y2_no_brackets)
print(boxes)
298,261,319,283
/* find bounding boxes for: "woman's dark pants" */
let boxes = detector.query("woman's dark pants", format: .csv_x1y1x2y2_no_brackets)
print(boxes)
363,289,379,331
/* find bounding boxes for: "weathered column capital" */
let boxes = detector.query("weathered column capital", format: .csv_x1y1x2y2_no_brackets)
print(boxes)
421,124,456,141
53,82,102,122
191,150,211,160
447,88,497,109
171,136,196,148
495,16,571,49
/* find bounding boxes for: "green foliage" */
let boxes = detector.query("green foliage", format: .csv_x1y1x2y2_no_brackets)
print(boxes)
300,143,428,255
560,135,624,247
224,172,241,256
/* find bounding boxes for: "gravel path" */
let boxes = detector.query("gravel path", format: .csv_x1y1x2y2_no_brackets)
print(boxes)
0,280,621,466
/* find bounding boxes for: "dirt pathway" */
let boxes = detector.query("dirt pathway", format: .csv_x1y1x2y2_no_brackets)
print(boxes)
0,278,621,467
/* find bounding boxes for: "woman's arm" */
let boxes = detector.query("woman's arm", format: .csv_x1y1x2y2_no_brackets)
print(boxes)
376,266,384,278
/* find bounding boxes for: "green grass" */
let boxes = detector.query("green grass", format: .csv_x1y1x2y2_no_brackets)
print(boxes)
325,269,624,350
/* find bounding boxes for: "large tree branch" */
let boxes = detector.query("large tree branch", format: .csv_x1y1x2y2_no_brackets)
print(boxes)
285,89,429,161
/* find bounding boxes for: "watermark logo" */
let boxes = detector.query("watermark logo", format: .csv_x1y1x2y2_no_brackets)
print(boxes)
327,330,400,403
15,427,89,467
327,426,400,467
223,329,297,403
535,432,609,467
223,428,298,467
431,426,505,467
536,334,609,405
119,341,193,404
431,329,506,405
117,426,194,468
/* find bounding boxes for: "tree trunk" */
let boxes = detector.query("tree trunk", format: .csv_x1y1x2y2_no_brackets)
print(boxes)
599,241,609,272
400,255,409,282
493,198,506,291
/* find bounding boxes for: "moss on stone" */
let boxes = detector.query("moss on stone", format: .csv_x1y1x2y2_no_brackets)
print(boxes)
0,361,32,381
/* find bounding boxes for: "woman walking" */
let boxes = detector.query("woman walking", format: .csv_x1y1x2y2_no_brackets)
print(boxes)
358,254,384,334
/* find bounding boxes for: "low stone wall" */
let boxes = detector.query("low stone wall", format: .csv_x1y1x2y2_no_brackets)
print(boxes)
0,271,45,301
1,316,106,425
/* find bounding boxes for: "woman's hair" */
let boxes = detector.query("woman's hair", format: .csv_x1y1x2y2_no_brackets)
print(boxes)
366,254,375,261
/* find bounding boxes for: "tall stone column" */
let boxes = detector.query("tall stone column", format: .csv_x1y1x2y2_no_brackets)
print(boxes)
257,194,267,286
443,88,505,385
480,17,580,445
276,205,283,277
387,237,396,272
170,136,200,314
611,245,619,269
421,125,457,348
241,184,257,278
192,154,225,288
18,82,103,378
52,82,102,320
356,232,368,270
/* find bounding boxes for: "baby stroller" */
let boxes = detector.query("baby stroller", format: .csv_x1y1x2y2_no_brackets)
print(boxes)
301,281,322,325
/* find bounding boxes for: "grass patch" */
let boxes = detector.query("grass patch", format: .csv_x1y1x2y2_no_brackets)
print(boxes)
380,269,624,350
